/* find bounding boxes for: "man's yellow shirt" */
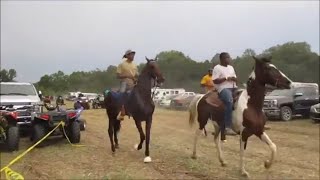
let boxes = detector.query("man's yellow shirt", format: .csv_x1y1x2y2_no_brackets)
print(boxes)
201,74,214,91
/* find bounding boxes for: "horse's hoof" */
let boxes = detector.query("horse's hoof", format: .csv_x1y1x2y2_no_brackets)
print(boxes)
191,154,197,159
241,170,250,178
144,156,152,163
115,144,119,149
220,161,227,167
264,160,271,169
134,144,139,150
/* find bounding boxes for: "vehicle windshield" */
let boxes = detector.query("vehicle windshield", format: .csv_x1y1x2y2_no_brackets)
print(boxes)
0,84,37,96
269,89,293,96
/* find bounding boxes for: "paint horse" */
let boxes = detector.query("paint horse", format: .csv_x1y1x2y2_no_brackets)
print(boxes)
189,56,292,177
104,57,165,163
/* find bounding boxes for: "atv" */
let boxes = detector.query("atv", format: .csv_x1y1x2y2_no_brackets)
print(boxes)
0,106,20,151
92,95,105,109
30,103,81,147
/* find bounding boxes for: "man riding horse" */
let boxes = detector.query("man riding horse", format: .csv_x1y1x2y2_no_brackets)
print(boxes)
212,52,237,135
116,49,139,121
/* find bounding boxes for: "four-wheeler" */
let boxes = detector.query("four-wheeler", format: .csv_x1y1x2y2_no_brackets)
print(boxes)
92,95,105,109
30,103,81,147
0,106,20,151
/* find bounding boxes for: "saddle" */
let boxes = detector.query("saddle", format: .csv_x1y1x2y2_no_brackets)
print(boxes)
204,89,243,110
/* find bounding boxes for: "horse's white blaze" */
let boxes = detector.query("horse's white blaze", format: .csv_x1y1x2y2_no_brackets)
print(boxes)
232,90,250,133
269,63,293,83
249,70,256,80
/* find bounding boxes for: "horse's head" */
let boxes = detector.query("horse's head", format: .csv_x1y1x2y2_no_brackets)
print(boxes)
252,55,292,89
145,56,165,86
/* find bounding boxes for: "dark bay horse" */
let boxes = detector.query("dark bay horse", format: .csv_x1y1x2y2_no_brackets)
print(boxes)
189,56,292,177
104,57,165,163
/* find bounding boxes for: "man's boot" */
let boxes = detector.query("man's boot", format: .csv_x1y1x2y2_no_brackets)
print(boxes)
117,105,126,121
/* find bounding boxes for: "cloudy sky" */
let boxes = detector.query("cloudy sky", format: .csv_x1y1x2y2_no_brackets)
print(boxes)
1,1,319,83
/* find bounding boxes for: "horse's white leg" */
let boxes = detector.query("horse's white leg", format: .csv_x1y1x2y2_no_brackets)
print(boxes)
260,132,277,169
191,129,201,159
240,130,249,177
212,121,226,166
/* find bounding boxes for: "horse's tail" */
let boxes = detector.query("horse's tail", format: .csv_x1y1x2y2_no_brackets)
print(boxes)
188,94,204,127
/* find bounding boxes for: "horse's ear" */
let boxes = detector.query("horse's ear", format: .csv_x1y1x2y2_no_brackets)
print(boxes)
145,56,150,62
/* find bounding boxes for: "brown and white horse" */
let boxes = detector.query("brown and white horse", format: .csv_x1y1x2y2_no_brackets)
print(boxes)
189,56,292,177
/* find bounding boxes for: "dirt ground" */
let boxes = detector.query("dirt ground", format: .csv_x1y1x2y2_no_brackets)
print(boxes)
1,105,319,180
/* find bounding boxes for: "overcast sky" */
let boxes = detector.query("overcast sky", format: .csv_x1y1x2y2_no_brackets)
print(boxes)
1,1,319,83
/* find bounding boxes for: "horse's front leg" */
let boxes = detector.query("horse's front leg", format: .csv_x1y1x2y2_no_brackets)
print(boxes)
107,113,115,153
144,117,152,163
114,120,120,149
134,119,145,151
260,132,277,169
240,128,252,177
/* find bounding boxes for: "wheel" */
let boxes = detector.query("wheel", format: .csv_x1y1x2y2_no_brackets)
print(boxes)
280,106,292,121
33,124,47,147
79,119,86,131
68,121,80,143
6,126,20,151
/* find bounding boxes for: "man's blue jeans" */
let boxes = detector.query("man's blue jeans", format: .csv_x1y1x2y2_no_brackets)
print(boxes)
218,88,235,129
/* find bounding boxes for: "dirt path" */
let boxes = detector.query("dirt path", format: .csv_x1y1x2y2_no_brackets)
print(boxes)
1,108,319,179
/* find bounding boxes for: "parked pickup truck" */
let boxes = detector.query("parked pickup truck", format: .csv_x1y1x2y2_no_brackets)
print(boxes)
0,82,43,130
263,82,319,121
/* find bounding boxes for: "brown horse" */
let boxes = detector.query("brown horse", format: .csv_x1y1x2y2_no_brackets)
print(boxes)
189,55,292,177
104,57,165,163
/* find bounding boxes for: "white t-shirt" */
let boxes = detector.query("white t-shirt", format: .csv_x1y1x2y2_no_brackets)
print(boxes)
212,64,237,92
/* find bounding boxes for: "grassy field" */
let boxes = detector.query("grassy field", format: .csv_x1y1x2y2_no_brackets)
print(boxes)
0,105,319,180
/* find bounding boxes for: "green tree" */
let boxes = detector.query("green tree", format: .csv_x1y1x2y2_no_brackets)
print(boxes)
0,69,17,82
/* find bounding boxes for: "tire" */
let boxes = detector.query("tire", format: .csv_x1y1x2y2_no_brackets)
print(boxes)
68,122,80,143
280,106,292,121
79,119,86,131
6,126,20,151
33,124,47,147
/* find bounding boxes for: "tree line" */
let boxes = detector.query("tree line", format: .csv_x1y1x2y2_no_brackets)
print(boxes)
2,41,319,95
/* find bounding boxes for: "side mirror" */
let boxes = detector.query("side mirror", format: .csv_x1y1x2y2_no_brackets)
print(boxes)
294,92,303,97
